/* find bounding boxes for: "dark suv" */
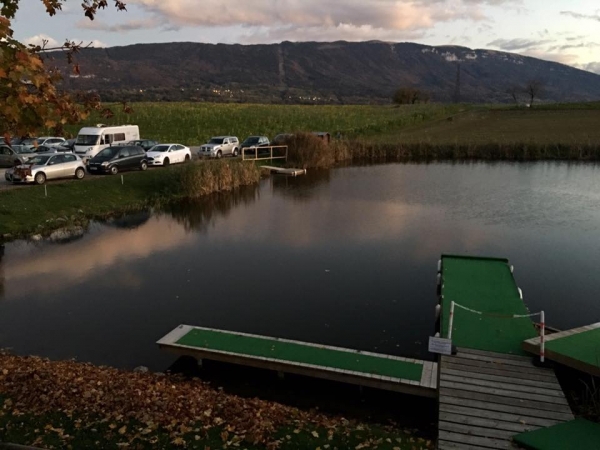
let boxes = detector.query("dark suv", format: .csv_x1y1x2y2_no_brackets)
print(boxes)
87,146,147,175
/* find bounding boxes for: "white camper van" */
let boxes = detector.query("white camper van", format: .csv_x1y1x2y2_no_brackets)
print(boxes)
74,124,140,160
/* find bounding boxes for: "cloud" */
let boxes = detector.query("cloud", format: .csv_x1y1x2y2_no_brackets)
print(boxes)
76,17,161,32
579,61,600,74
23,34,60,48
547,42,600,52
127,0,515,31
487,38,552,51
560,11,600,22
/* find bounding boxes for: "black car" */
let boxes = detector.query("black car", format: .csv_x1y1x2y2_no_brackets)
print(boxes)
241,136,270,154
125,139,159,151
87,146,147,175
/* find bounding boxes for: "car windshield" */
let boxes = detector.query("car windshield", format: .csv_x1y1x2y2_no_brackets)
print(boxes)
151,145,170,152
96,147,120,158
208,138,224,144
34,146,52,153
26,155,50,165
20,138,38,146
76,135,100,145
243,137,260,145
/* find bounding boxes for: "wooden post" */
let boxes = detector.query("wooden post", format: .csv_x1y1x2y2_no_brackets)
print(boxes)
540,311,545,363
255,147,258,161
270,146,273,160
448,301,455,340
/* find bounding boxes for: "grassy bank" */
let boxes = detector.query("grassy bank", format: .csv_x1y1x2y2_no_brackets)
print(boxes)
0,352,433,450
0,160,260,238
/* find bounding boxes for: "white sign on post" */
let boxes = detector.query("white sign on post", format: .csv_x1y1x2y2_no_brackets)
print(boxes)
428,336,453,355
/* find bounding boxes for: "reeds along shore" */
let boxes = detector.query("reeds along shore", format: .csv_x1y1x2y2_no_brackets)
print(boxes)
285,133,600,169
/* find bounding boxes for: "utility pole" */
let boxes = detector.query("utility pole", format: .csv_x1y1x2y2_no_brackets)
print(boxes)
453,63,461,103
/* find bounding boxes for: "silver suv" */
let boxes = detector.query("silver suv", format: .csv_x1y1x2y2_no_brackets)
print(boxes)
199,136,239,158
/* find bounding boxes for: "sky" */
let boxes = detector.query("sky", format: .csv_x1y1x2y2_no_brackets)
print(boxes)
10,0,600,74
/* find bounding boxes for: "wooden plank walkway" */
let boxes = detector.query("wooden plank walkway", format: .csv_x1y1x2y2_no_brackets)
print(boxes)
438,347,574,450
523,322,600,377
158,325,438,398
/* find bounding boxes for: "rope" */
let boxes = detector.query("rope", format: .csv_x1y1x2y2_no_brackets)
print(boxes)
452,302,541,319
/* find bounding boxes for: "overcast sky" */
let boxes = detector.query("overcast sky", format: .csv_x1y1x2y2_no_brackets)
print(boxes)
11,0,600,73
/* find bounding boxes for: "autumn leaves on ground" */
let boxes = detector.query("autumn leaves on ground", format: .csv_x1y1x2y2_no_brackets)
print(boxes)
0,352,433,450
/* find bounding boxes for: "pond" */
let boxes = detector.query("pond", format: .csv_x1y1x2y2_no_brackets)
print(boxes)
1,162,600,372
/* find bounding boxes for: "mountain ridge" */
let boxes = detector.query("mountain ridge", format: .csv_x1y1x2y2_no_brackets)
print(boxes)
56,41,600,104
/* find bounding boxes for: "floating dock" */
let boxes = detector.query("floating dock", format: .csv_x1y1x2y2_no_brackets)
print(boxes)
158,325,437,398
437,255,574,450
523,322,600,377
260,166,307,176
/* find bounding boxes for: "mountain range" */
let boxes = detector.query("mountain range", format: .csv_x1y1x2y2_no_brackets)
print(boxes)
55,41,600,104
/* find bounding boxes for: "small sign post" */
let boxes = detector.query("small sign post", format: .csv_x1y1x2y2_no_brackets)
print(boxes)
428,336,453,355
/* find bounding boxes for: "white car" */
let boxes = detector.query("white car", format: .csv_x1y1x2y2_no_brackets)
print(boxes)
199,136,240,158
146,144,192,166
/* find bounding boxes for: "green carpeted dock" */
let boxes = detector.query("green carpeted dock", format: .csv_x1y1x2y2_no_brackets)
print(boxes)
513,418,600,450
437,255,574,450
523,322,600,376
158,325,438,398
440,255,537,355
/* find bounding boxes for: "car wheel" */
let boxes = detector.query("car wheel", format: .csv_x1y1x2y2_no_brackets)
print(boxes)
140,161,148,171
233,148,239,157
216,150,222,159
75,168,85,179
34,172,46,185
110,165,119,175
163,158,170,167
184,154,190,163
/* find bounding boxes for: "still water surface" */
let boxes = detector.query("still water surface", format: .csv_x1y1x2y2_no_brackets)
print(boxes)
1,162,600,371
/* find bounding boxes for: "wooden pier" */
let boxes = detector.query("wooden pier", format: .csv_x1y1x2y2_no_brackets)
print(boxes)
437,255,574,449
438,347,573,449
158,325,437,398
260,165,307,176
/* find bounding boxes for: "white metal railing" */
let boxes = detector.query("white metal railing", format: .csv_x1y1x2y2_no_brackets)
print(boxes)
241,145,288,162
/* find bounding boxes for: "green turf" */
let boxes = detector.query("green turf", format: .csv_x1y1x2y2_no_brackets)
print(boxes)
176,329,424,382
545,327,600,370
440,255,537,355
513,419,600,450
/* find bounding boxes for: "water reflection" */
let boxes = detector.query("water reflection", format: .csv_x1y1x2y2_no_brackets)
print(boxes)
271,169,331,201
168,184,259,232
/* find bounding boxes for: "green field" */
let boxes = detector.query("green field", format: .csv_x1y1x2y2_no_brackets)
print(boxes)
64,102,600,152
375,108,600,145
65,102,465,145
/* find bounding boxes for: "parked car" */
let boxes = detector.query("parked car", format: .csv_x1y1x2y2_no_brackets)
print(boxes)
146,144,191,166
57,138,76,152
87,146,148,175
199,136,239,158
0,144,37,167
241,136,270,154
6,153,86,185
0,137,23,146
20,137,66,150
272,133,294,145
122,139,159,151
33,144,73,154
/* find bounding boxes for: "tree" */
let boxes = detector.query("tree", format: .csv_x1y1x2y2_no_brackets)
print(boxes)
393,87,429,105
525,79,544,107
0,1,128,140
506,85,521,105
